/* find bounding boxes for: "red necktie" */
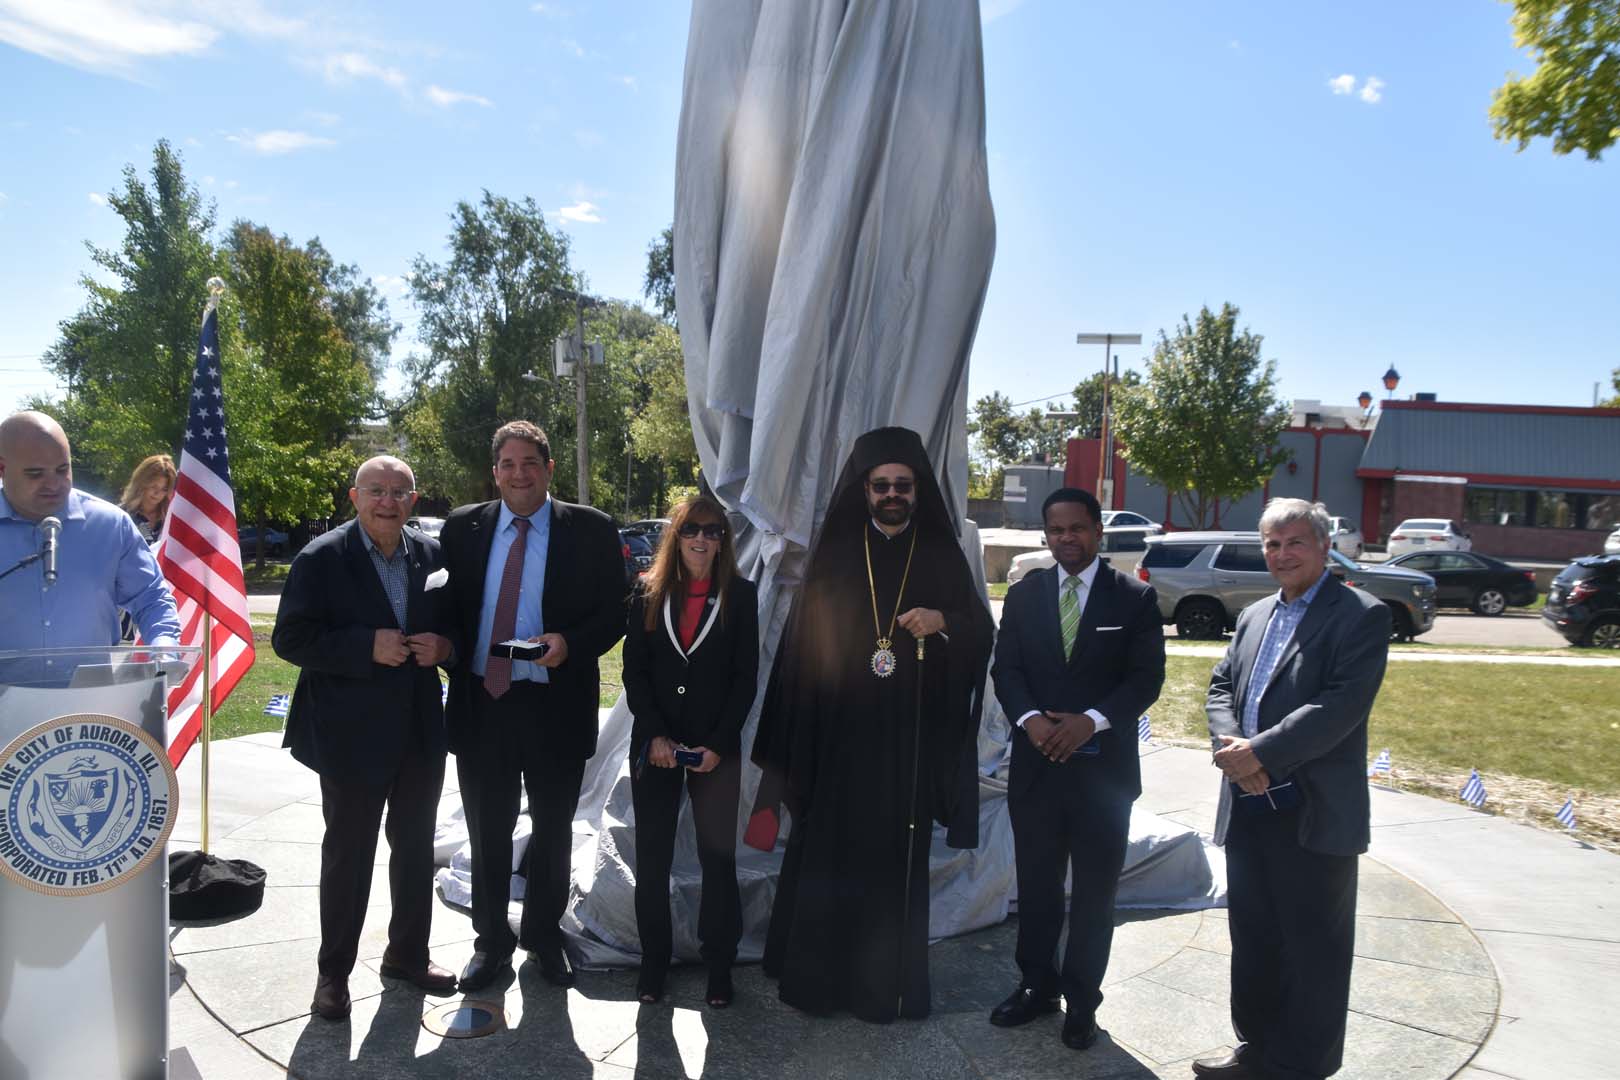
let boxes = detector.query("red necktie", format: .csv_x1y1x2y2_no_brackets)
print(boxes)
483,516,531,699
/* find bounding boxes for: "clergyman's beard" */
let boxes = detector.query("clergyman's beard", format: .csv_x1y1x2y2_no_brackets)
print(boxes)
873,498,913,527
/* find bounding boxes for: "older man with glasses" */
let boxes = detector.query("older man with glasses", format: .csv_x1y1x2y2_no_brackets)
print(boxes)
272,455,459,1020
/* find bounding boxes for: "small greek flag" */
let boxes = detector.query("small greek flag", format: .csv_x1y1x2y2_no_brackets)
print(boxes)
264,693,290,719
1459,769,1487,808
1137,714,1152,743
1368,748,1392,777
1555,798,1576,830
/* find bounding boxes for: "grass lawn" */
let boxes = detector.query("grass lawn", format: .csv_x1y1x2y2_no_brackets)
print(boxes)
1149,654,1620,795
242,560,292,594
987,582,1008,600
215,617,626,742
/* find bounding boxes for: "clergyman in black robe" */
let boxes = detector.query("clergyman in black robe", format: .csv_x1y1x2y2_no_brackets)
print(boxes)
752,426,994,1022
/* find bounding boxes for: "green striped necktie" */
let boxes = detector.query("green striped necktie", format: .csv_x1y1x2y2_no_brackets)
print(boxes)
1060,574,1081,658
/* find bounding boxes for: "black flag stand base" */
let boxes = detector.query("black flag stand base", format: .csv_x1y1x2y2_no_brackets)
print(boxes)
168,850,267,922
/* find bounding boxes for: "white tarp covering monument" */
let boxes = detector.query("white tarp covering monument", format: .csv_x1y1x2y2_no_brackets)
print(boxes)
436,0,1222,968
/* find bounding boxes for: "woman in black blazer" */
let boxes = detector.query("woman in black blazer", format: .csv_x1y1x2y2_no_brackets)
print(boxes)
623,496,759,1008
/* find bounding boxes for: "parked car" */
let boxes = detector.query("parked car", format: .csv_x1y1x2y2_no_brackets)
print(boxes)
1005,525,1162,584
237,526,290,556
1542,555,1620,648
1136,531,1437,641
1328,516,1364,557
625,518,671,538
1385,550,1537,615
406,516,444,538
620,529,655,586
1386,518,1472,558
1605,526,1620,556
1101,510,1159,529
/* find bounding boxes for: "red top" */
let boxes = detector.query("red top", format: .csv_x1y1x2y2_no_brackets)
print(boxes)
678,578,711,650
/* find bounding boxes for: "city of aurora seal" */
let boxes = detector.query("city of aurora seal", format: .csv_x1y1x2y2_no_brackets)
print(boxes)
0,714,176,897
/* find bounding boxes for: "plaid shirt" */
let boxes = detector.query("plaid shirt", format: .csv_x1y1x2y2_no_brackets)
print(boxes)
359,526,412,630
1240,570,1330,738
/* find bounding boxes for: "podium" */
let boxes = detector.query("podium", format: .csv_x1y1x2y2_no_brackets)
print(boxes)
0,646,199,1080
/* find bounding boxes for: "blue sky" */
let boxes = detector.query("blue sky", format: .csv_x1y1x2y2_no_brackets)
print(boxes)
2,0,1616,420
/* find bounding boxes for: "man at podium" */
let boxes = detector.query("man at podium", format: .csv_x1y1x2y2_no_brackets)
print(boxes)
0,410,181,653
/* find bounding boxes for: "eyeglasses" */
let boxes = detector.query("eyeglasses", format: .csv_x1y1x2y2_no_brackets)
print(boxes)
359,487,416,502
866,479,914,495
677,523,726,540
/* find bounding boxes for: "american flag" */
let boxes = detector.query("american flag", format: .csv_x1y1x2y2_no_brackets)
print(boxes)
264,693,290,719
1137,714,1152,742
1368,748,1392,777
154,300,255,766
1459,769,1487,808
1555,798,1576,830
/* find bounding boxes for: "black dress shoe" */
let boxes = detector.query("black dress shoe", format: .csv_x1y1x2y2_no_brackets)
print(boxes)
705,967,734,1009
527,944,576,987
380,956,459,995
1061,1009,1100,1050
312,975,350,1020
637,966,666,1004
988,986,1061,1028
1191,1051,1255,1077
458,951,513,993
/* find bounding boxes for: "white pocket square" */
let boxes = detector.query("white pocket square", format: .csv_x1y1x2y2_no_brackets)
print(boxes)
424,568,449,591
1095,626,1123,632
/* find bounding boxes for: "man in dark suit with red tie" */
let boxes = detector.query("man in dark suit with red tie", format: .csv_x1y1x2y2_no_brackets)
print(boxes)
989,487,1165,1051
274,455,459,1020
440,421,626,993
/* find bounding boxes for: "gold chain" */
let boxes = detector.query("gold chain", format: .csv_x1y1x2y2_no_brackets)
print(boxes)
864,522,918,648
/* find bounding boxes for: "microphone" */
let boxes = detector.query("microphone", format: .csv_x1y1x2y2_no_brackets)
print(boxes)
40,515,61,587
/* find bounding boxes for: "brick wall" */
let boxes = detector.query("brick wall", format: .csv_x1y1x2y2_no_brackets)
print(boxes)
1390,479,1465,525
1466,523,1610,561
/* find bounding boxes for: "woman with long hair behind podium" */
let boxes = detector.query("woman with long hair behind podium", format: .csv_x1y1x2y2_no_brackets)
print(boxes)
622,496,758,1008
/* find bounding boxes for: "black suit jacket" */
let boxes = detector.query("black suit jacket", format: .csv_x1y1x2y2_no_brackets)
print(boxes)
440,497,626,759
273,520,450,789
1206,575,1390,855
623,577,760,759
992,559,1166,803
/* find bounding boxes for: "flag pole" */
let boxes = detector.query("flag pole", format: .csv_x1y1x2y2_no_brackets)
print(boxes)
198,276,226,855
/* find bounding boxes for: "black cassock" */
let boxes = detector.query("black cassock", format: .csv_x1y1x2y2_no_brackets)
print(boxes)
754,429,993,1023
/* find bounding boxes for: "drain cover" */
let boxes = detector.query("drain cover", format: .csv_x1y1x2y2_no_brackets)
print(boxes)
422,999,507,1039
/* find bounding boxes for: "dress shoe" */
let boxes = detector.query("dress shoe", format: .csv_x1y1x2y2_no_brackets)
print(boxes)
526,944,576,988
636,966,666,1004
1191,1051,1255,1077
458,951,513,993
379,955,459,995
311,975,350,1020
988,986,1061,1027
705,966,734,1009
1061,1008,1100,1050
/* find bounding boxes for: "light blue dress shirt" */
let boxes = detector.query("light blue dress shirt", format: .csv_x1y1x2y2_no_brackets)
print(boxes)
471,497,551,684
1240,569,1331,738
0,488,182,651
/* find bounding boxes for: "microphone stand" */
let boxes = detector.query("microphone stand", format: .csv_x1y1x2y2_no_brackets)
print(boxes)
0,551,42,582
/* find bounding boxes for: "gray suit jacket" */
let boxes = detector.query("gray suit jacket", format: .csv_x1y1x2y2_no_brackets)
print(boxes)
1206,575,1391,855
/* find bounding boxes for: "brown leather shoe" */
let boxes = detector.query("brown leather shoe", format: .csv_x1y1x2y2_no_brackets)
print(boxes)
1191,1051,1255,1077
379,956,458,995
312,975,350,1020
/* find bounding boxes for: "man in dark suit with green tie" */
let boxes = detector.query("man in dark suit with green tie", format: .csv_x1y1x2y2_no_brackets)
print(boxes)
990,487,1165,1051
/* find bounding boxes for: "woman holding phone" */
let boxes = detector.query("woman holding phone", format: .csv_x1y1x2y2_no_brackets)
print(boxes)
622,496,759,1008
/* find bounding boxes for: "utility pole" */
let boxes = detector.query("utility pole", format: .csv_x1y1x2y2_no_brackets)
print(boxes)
573,285,590,504
1075,332,1141,510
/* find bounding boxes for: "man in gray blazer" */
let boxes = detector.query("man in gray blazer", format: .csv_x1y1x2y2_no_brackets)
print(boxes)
1194,499,1390,1080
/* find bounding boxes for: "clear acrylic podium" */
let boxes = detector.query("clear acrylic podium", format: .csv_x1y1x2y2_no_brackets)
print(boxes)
0,646,200,1080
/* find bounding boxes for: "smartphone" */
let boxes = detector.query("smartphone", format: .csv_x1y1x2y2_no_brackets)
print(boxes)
674,747,705,767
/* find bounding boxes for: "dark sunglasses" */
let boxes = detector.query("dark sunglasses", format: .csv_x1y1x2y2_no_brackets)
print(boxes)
866,479,914,495
677,523,727,540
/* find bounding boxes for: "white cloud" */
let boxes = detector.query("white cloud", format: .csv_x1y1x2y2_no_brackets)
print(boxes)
568,181,607,201
87,191,107,206
223,179,239,189
531,2,569,16
369,273,411,296
225,129,336,155
980,0,1026,23
426,84,492,108
1328,74,1356,95
1359,76,1384,104
559,38,586,58
0,191,8,202
202,174,215,186
323,51,408,92
557,201,601,224
614,74,637,92
0,0,216,75
307,110,341,127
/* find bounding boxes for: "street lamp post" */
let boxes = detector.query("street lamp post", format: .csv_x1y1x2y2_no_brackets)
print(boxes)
1075,331,1141,509
1382,366,1401,402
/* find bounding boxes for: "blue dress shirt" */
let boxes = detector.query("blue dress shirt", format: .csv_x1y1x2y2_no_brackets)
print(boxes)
0,488,182,651
1240,569,1331,738
471,497,551,684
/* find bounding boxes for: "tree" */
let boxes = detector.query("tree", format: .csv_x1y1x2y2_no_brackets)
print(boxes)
1071,369,1143,439
305,237,400,389
626,320,696,511
1492,0,1620,160
1604,365,1620,407
1112,304,1291,529
969,392,1029,464
643,225,676,324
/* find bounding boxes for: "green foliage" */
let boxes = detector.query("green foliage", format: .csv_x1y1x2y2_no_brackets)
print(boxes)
1604,365,1620,406
1071,369,1143,439
1113,303,1291,529
643,225,676,323
967,459,1004,501
1492,0,1620,160
969,392,1075,466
